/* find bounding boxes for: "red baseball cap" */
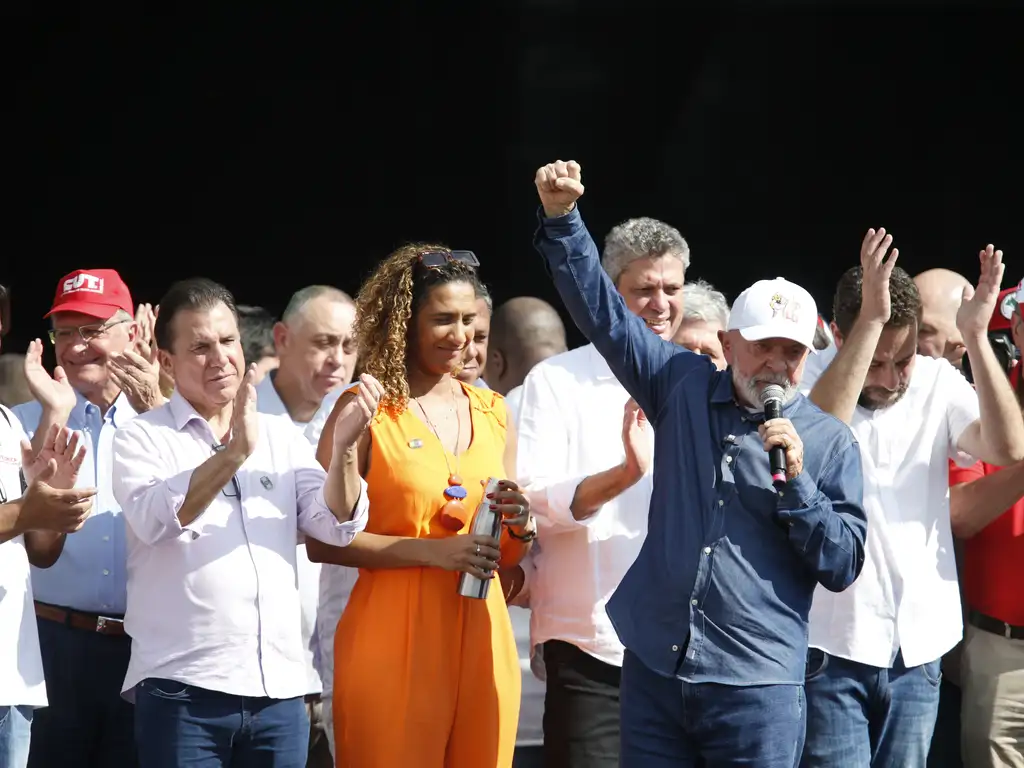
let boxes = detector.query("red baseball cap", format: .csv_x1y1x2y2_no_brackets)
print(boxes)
990,281,1023,333
46,269,134,320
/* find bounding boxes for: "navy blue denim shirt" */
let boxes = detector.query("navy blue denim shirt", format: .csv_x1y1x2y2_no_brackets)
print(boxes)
534,207,867,686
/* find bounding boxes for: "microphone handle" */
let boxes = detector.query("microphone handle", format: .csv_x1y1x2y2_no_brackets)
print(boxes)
764,399,787,488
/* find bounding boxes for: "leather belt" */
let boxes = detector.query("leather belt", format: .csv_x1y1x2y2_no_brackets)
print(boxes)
34,601,126,637
968,609,1024,640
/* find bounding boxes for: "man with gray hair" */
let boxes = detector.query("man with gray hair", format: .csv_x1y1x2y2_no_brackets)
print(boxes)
674,279,730,370
514,215,687,767
255,285,357,768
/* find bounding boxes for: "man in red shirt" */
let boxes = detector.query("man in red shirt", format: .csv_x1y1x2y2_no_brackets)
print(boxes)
950,282,1024,767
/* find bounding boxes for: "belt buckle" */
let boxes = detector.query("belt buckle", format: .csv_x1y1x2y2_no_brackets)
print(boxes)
96,616,122,633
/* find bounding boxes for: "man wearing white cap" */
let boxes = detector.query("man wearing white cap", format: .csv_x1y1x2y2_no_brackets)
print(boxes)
801,229,1024,766
532,159,867,766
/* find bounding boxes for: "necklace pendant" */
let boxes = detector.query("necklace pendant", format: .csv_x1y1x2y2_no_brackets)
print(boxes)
444,485,467,501
448,473,463,486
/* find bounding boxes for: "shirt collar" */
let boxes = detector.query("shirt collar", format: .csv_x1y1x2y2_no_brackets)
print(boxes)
168,389,212,432
256,371,289,417
72,388,138,427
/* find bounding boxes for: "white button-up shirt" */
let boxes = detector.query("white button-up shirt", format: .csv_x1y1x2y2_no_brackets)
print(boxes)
111,391,368,699
516,344,653,669
255,373,342,696
0,405,46,708
802,354,979,668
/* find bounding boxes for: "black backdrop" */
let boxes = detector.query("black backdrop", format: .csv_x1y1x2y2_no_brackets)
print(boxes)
4,6,1021,359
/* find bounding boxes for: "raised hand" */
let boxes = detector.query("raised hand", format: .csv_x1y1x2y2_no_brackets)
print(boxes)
226,364,259,461
108,349,165,413
21,424,87,489
18,456,96,533
24,339,76,414
534,159,585,219
621,398,651,481
957,244,1006,339
332,374,384,456
858,228,900,326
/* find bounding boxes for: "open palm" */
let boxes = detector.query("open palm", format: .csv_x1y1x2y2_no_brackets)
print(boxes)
21,424,86,490
24,339,76,413
957,244,1005,337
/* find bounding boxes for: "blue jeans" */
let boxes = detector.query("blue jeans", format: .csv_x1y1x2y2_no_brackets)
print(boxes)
620,650,806,767
0,705,33,768
134,679,308,767
801,648,942,767
29,616,136,768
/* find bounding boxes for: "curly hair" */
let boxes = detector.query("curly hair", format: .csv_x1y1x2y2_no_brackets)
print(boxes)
832,264,922,337
355,244,484,416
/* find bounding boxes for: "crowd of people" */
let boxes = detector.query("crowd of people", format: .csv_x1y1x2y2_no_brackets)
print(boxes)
1,158,1023,767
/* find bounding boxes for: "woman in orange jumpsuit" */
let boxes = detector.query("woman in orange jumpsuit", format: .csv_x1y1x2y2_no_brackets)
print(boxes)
310,246,535,768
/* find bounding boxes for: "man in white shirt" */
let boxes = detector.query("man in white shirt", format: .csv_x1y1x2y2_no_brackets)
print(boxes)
110,278,374,768
802,229,1024,766
256,285,356,766
516,216,686,767
0,288,98,768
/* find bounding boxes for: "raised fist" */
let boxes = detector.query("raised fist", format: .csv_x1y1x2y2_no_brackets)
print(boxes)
534,160,584,219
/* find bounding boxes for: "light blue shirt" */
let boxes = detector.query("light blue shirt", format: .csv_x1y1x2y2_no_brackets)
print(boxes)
13,392,138,615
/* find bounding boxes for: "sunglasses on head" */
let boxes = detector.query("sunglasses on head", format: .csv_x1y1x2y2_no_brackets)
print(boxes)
418,250,479,270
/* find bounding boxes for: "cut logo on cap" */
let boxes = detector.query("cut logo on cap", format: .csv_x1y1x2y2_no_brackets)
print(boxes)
62,273,105,296
1001,291,1017,320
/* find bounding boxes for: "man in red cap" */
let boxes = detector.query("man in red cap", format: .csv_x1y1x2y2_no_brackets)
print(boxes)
949,280,1024,767
11,268,160,768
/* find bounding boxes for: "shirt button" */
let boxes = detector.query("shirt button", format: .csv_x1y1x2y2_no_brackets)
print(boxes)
102,535,110,542
102,569,110,576
725,456,733,464
691,599,698,606
718,500,724,507
704,546,711,555
671,644,680,652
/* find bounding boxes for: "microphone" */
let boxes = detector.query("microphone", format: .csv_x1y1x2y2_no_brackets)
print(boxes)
759,384,787,488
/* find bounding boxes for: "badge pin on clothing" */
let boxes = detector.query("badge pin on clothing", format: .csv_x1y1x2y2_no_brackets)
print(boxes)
260,476,273,490
408,438,423,449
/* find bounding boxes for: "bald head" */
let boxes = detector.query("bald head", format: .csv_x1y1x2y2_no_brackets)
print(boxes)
487,297,568,395
914,269,971,369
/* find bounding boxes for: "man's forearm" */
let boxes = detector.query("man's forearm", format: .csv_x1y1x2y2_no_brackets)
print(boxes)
809,317,885,424
951,462,1024,539
0,500,26,543
569,464,641,521
324,447,361,522
178,449,246,527
964,332,1024,465
24,530,66,568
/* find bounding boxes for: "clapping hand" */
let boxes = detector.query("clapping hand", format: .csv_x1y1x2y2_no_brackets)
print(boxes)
226,365,259,461
332,374,384,456
858,228,900,326
18,424,95,533
108,349,164,413
957,244,1006,340
24,340,76,415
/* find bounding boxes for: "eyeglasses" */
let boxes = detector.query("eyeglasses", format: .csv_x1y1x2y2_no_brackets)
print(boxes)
418,250,479,270
211,444,241,498
49,318,131,346
0,477,6,505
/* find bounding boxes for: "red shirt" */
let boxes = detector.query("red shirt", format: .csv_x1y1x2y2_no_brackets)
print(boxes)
950,366,1024,624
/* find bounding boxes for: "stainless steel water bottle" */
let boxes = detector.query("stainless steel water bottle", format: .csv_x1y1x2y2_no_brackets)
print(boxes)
457,477,503,599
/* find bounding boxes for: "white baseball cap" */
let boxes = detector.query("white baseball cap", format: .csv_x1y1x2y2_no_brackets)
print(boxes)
727,277,819,349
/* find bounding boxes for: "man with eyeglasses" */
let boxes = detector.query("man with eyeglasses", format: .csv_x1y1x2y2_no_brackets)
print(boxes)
110,278,372,767
11,268,160,768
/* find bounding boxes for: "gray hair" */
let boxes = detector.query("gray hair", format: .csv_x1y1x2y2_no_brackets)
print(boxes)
602,217,690,284
477,282,493,312
281,285,353,325
682,279,730,329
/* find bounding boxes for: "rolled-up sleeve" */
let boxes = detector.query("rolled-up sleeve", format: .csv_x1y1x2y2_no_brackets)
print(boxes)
111,421,197,546
292,431,368,547
517,366,600,532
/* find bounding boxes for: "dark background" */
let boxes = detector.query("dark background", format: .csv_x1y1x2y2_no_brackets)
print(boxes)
4,5,1021,358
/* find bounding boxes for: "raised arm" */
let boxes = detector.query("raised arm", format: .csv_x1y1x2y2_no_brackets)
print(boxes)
809,228,898,423
532,160,696,419
952,245,1024,466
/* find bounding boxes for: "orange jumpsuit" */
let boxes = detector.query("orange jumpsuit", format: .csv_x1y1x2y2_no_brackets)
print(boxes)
333,384,521,767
